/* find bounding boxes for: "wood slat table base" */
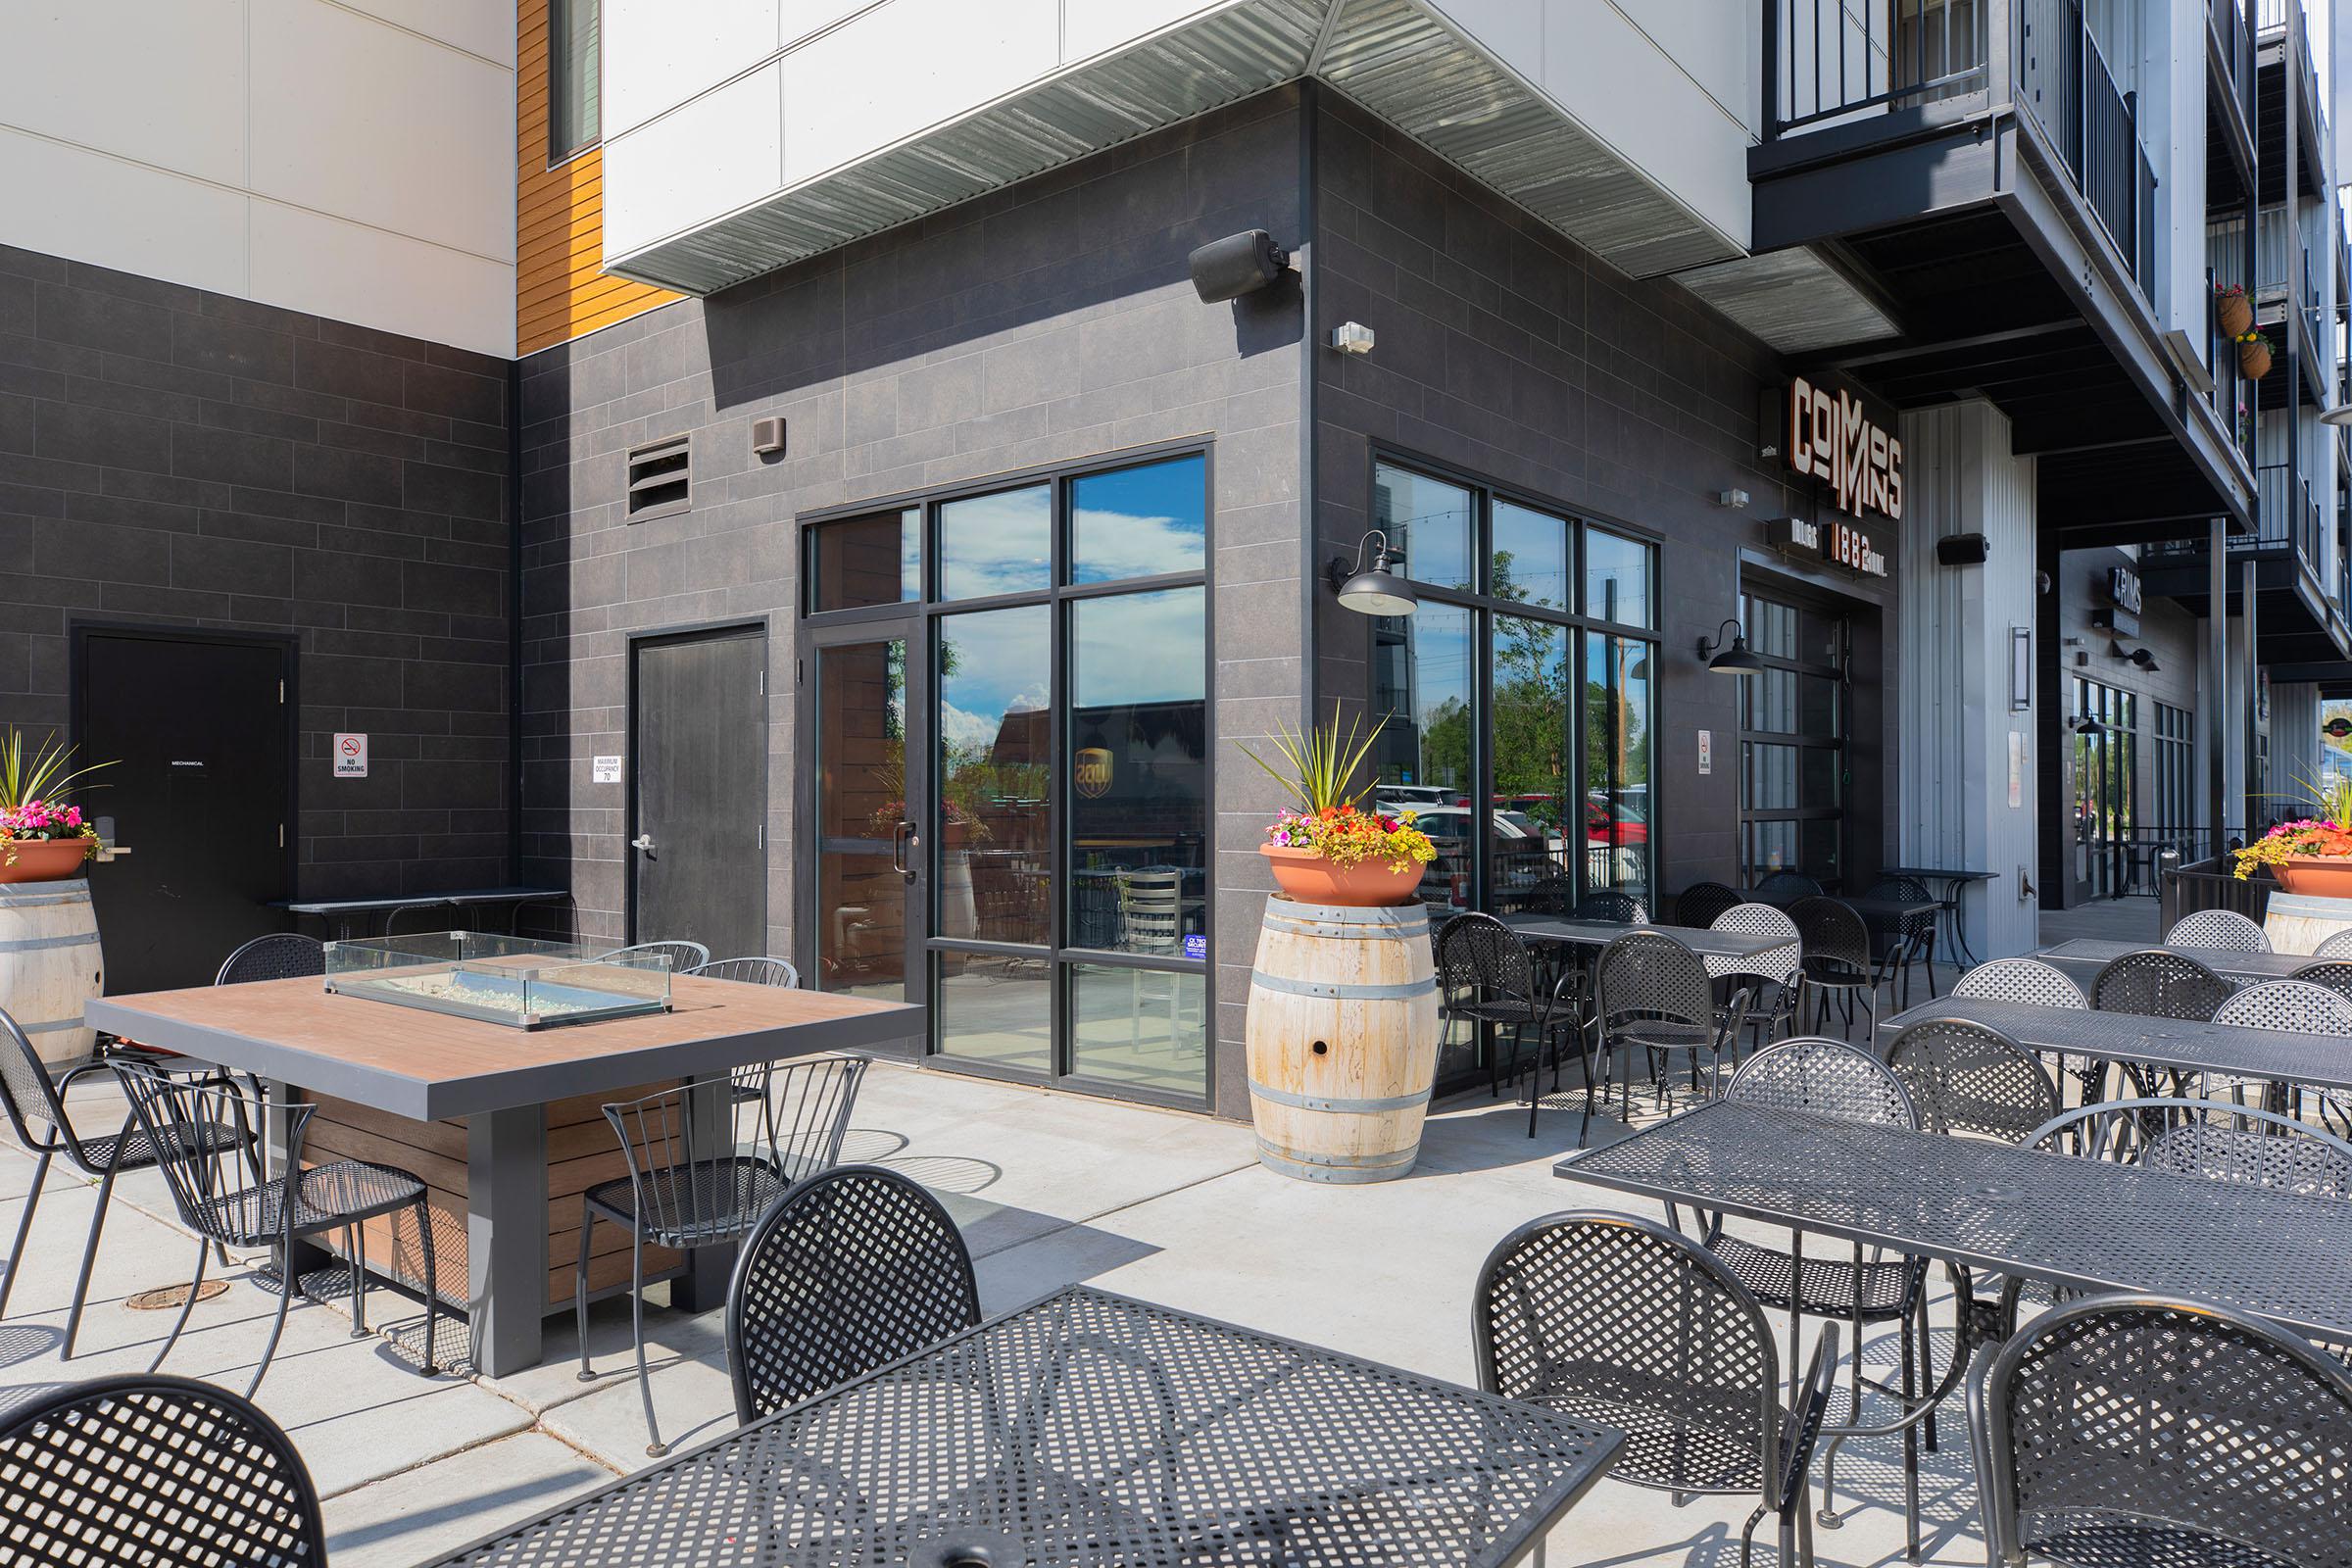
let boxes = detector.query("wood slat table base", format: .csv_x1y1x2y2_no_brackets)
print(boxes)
297,1087,684,1314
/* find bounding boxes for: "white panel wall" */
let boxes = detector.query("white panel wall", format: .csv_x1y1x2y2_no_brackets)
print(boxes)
1898,402,2042,959
0,0,515,356
602,63,785,260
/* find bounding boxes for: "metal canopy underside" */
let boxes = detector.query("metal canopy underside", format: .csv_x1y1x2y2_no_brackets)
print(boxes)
606,0,1741,297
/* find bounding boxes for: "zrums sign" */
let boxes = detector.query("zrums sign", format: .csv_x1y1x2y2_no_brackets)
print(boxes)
1787,375,1903,524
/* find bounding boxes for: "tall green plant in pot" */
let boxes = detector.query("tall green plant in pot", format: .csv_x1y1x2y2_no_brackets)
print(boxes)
0,731,110,882
1236,709,1434,906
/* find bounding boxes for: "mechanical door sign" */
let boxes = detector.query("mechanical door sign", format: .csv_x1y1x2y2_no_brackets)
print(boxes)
332,733,368,778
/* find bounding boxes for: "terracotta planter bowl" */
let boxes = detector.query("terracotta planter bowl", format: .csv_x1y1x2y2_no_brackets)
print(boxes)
0,839,91,885
2273,856,2352,899
1259,844,1422,906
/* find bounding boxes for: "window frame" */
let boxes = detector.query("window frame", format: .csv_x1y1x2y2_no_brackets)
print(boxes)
546,0,601,169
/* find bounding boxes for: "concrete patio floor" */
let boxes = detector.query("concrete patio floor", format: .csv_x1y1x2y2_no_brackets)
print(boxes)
0,1048,1988,1568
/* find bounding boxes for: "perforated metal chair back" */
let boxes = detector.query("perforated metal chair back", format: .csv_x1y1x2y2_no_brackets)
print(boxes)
111,1062,291,1248
1884,1018,2059,1144
2088,949,2234,1021
0,1374,326,1568
216,932,325,986
2024,1097,2340,1172
602,939,711,974
1950,957,2087,1008
2165,907,2273,953
601,1054,868,1245
1523,860,1576,917
0,1004,70,1153
2291,959,2352,1004
2314,928,2352,959
1435,912,1537,1006
689,956,801,988
725,1164,980,1425
1788,896,1872,980
2214,979,2352,1035
1971,1296,2352,1568
2140,1108,2352,1200
1710,904,1801,984
1755,870,1824,904
1674,882,1742,930
1867,875,1933,904
1570,890,1648,924
1726,1037,1917,1129
1117,867,1184,956
1593,931,1713,1033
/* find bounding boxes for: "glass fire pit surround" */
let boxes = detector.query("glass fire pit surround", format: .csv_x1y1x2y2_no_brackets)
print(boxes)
323,932,673,1029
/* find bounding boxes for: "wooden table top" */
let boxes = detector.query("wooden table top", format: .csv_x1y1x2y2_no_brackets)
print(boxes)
88,976,916,1122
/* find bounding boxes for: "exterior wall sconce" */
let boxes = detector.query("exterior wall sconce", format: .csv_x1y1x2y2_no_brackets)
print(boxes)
1716,488,1750,509
2069,713,2108,736
1328,530,1417,615
1697,617,1763,674
2322,405,2352,426
1329,321,1375,355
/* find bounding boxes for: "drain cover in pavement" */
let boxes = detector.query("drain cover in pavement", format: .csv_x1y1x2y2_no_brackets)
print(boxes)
125,1281,230,1311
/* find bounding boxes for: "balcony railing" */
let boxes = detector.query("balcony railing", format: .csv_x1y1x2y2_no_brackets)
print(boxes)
1764,0,2157,302
2144,463,2320,563
2216,0,2252,96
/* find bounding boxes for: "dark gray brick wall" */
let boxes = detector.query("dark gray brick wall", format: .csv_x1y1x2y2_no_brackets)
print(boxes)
0,244,512,898
518,91,1307,1116
1309,96,1899,900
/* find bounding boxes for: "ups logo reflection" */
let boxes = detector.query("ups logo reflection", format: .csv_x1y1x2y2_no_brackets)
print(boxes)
1074,747,1114,799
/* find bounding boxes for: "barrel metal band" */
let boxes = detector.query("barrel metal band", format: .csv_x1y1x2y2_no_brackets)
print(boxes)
1249,971,1433,1001
1253,1139,1416,1181
21,1016,84,1034
0,886,91,907
0,931,100,954
1248,1079,1431,1114
1262,914,1430,941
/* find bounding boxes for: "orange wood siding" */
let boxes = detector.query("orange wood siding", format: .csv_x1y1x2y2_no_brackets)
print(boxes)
516,0,678,356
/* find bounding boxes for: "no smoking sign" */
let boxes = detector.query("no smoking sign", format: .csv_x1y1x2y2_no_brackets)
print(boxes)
333,732,368,778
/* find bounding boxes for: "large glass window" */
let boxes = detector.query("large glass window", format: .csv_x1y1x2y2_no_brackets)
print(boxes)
1367,459,1662,920
1739,588,1845,885
1071,456,1205,583
548,0,600,163
1069,587,1206,956
939,484,1051,600
807,508,919,612
937,605,1050,948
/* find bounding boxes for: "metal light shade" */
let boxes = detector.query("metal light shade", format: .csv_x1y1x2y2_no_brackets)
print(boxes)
2322,404,2352,426
1706,638,1765,674
1336,563,1418,615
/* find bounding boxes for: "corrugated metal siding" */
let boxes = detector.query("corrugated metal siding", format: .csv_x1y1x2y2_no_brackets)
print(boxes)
606,0,1742,296
2272,681,2322,809
1898,402,2042,958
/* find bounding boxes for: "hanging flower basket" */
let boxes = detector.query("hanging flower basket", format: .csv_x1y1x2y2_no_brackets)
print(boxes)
2238,336,2273,380
2215,284,2252,340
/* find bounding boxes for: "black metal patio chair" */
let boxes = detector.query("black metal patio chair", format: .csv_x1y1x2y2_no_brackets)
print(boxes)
577,1052,869,1455
1755,870,1824,906
1969,1296,2352,1568
1710,903,1803,1044
689,956,801,987
1474,1210,1838,1568
1435,913,1579,1108
2086,948,2235,1103
0,1374,326,1568
2315,928,2352,959
1788,896,1879,1040
2205,980,2352,1114
1674,881,1743,931
215,932,326,985
1863,875,1938,1008
2164,907,2272,952
724,1164,980,1425
1588,931,1747,1142
1883,1017,2059,1145
0,1006,255,1358
2292,957,2352,1003
111,1059,439,1396
1949,956,2086,1008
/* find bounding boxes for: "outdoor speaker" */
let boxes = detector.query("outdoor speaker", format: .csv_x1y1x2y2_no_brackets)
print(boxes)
1189,229,1289,303
750,416,785,456
1936,532,1990,565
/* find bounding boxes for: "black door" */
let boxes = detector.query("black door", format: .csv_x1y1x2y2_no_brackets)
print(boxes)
75,629,294,994
630,626,766,960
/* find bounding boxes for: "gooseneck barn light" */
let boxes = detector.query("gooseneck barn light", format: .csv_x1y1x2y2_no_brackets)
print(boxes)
1326,530,1418,616
1696,617,1763,674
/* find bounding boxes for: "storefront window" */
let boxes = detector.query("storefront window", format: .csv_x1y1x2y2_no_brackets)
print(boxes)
1491,614,1570,908
1493,501,1568,611
1070,455,1205,583
807,507,919,612
1372,604,1475,908
1069,963,1206,1093
1584,527,1653,628
939,483,1050,600
1585,630,1653,902
1739,588,1845,885
1068,587,1205,956
1374,466,1473,591
937,604,1051,948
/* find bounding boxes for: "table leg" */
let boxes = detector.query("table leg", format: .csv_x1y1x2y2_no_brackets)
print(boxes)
264,1081,332,1283
1943,878,1982,969
466,1103,548,1376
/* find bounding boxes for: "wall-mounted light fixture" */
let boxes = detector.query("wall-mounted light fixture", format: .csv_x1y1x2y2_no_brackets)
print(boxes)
2069,713,2108,736
1329,321,1376,355
1327,530,1417,615
2323,404,2352,426
1696,617,1763,674
1716,488,1750,510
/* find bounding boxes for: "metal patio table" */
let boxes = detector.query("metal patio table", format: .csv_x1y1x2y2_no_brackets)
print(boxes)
1874,995,2352,1098
270,885,569,941
422,1285,1623,1568
1556,1098,2352,1560
1498,914,1786,966
2034,937,2313,987
86,975,911,1375
1878,867,1996,967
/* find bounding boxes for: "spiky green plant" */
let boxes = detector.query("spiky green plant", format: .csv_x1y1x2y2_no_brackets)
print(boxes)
1234,708,1388,815
0,730,112,811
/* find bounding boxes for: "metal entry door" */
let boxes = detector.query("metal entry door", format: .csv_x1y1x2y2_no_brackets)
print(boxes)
629,626,767,960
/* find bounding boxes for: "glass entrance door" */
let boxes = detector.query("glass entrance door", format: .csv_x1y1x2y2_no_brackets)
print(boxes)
1739,589,1849,886
2071,679,2136,900
808,627,925,1035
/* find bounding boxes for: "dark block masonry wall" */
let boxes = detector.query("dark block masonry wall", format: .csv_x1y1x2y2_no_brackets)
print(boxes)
0,244,512,898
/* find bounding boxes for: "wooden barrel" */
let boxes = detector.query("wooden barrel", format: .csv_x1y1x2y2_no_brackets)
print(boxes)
2264,891,2352,956
0,878,104,1066
1245,897,1440,1184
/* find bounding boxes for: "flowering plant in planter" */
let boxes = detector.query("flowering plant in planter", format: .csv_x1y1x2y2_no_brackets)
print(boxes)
0,730,111,876
2233,772,2352,892
0,800,98,867
1267,804,1437,873
1236,710,1435,904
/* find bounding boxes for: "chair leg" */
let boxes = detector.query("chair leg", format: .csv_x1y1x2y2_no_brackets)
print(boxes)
573,1199,597,1382
349,1222,368,1338
630,1226,665,1458
149,1233,209,1376
0,1148,52,1321
246,1235,299,1399
414,1198,441,1375
61,1160,119,1359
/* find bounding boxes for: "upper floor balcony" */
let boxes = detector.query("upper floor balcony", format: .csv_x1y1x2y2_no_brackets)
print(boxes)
2208,211,2332,411
2144,460,2350,661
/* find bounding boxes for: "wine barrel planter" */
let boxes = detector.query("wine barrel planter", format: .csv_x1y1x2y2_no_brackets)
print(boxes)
1244,897,1440,1184
0,878,103,1066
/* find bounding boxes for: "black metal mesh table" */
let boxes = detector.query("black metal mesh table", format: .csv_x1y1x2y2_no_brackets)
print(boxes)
1874,995,2352,1095
2035,938,2314,986
1555,1101,2352,1343
1498,915,1782,963
424,1285,1622,1568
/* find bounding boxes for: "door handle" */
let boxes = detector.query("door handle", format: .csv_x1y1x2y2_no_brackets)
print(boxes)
630,833,655,853
891,819,919,881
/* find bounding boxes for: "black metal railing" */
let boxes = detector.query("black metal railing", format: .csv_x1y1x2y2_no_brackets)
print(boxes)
1763,0,1989,134
2142,465,2319,564
2161,857,2269,929
2017,0,2158,299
